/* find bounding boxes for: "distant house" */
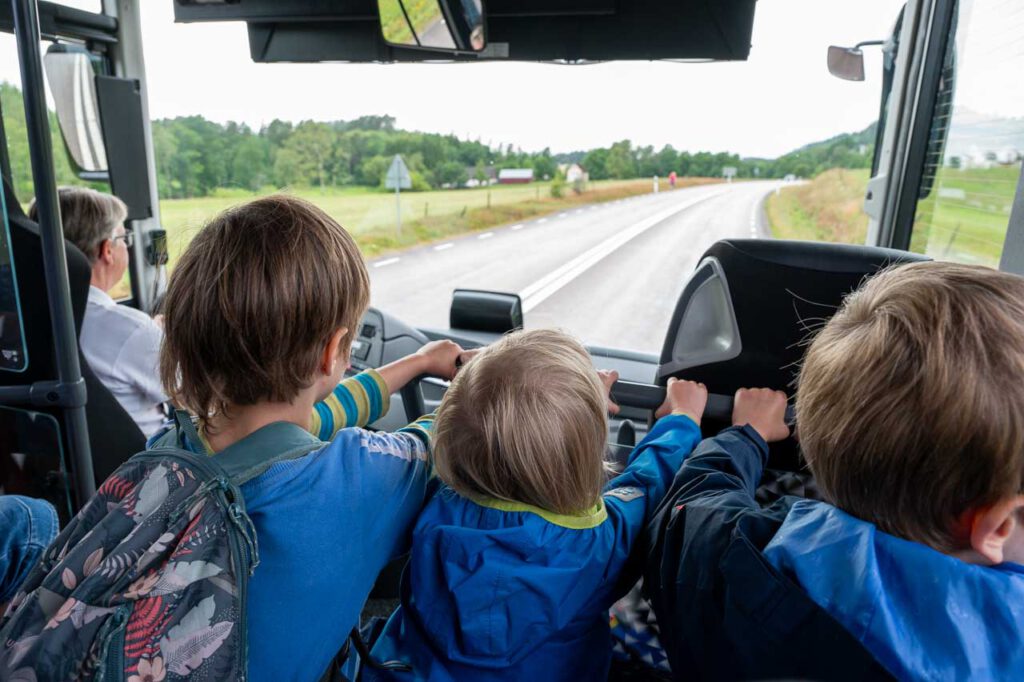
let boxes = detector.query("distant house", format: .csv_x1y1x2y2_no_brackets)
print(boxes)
563,163,588,183
464,165,497,187
498,168,534,184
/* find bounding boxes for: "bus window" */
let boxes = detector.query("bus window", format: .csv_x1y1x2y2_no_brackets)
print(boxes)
911,0,1024,266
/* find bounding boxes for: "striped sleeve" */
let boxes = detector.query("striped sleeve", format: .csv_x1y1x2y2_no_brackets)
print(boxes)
397,413,435,450
309,369,391,440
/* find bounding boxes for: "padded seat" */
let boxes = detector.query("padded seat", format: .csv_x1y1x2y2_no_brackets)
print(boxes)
659,238,929,468
0,177,144,510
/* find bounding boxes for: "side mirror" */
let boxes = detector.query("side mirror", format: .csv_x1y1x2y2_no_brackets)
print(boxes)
378,0,486,53
43,45,107,173
827,45,866,81
450,289,522,334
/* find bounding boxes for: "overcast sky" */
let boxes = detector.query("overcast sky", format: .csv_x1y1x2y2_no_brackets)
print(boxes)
2,0,906,158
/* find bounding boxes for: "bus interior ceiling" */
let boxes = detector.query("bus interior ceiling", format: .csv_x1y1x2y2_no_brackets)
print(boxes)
172,0,757,63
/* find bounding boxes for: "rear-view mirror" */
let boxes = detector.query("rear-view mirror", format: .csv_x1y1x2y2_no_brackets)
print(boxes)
450,289,522,333
378,0,486,53
827,45,866,81
43,46,107,173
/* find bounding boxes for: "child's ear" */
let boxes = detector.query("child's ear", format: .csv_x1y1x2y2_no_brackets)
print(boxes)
320,327,349,376
968,495,1024,564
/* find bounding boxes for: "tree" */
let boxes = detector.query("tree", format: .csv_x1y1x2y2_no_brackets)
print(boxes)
436,161,468,188
606,140,636,179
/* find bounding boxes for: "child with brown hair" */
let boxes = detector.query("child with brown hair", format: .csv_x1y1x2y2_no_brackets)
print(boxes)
645,261,1024,680
365,328,708,681
154,195,464,681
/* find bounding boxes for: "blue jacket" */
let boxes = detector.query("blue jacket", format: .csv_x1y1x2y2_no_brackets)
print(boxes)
153,370,435,682
366,414,702,681
644,426,1024,681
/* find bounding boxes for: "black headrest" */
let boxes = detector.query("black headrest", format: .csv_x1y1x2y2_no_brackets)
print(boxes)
659,239,930,394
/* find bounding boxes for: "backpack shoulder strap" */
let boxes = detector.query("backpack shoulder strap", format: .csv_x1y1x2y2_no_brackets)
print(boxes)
169,410,327,487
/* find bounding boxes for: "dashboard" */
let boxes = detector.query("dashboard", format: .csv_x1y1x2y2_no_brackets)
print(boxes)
350,307,660,443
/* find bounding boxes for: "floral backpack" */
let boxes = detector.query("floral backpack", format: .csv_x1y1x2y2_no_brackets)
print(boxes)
0,412,323,681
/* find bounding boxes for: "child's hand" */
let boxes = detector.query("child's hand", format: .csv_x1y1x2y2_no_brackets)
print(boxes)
655,378,708,425
597,369,620,416
732,388,790,443
455,348,482,371
415,340,464,380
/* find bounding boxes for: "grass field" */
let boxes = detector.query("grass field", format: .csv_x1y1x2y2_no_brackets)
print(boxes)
765,169,870,245
766,164,1019,268
158,177,721,264
911,165,1019,267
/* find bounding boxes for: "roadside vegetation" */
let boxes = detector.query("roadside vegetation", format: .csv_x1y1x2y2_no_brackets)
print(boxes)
161,177,721,262
767,164,1018,269
766,169,870,244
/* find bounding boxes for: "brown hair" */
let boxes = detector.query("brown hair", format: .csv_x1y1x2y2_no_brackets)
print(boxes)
28,186,127,262
433,328,608,515
159,195,369,419
797,261,1024,551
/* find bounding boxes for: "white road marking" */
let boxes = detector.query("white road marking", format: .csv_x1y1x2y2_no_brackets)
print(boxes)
510,224,525,231
434,242,455,251
537,218,548,224
574,209,584,214
519,189,728,312
478,232,494,240
557,213,568,219
374,257,400,268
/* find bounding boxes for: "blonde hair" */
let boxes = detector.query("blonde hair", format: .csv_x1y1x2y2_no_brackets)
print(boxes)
797,261,1024,552
160,195,369,419
433,328,608,515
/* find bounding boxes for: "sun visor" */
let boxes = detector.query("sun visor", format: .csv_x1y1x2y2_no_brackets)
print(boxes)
173,0,757,63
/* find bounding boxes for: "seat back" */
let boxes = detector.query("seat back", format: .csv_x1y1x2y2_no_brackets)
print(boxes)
0,177,144,515
659,239,929,467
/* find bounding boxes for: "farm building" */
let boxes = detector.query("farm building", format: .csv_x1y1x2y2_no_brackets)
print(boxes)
498,168,534,184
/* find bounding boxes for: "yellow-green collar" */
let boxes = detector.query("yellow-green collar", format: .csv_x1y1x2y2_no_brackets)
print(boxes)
470,495,608,529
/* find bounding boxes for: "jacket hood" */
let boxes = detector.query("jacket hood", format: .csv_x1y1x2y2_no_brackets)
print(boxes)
403,491,611,669
763,499,1024,680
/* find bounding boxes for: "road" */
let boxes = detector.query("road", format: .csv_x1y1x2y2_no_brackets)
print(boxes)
369,180,784,354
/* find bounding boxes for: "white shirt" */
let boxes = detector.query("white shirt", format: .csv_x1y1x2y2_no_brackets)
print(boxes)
80,286,167,437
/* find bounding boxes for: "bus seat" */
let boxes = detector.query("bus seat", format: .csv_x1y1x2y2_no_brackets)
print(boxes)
0,177,145,506
659,238,930,469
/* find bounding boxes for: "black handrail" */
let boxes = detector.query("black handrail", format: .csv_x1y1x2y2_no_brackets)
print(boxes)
12,0,95,503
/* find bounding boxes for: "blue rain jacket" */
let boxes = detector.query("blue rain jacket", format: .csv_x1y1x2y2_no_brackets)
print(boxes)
643,425,1024,681
365,414,702,681
764,499,1024,681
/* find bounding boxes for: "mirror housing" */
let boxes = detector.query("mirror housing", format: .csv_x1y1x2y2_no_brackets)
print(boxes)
378,0,485,53
43,45,108,173
827,45,866,81
450,289,522,334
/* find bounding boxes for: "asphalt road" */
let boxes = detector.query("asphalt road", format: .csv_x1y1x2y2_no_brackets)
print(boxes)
369,180,785,354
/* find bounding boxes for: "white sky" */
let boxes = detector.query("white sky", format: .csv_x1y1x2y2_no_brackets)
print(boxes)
1,0,906,158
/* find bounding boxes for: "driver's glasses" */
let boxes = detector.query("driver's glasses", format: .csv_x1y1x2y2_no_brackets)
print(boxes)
114,228,134,249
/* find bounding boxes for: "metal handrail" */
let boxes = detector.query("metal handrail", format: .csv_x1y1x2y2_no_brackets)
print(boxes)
11,0,95,504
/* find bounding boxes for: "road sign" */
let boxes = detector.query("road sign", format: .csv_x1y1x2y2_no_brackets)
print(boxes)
722,166,737,182
385,154,412,190
386,154,412,238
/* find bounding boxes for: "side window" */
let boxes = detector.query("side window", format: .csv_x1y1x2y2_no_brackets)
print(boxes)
911,0,1024,266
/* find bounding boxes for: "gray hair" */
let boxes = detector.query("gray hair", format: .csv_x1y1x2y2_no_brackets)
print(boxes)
28,187,128,262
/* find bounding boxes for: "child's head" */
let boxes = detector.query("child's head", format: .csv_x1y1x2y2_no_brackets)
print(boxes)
797,261,1024,562
433,328,608,515
160,195,369,419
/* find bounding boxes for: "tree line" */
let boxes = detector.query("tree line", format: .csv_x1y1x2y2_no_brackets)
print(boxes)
1,81,876,201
